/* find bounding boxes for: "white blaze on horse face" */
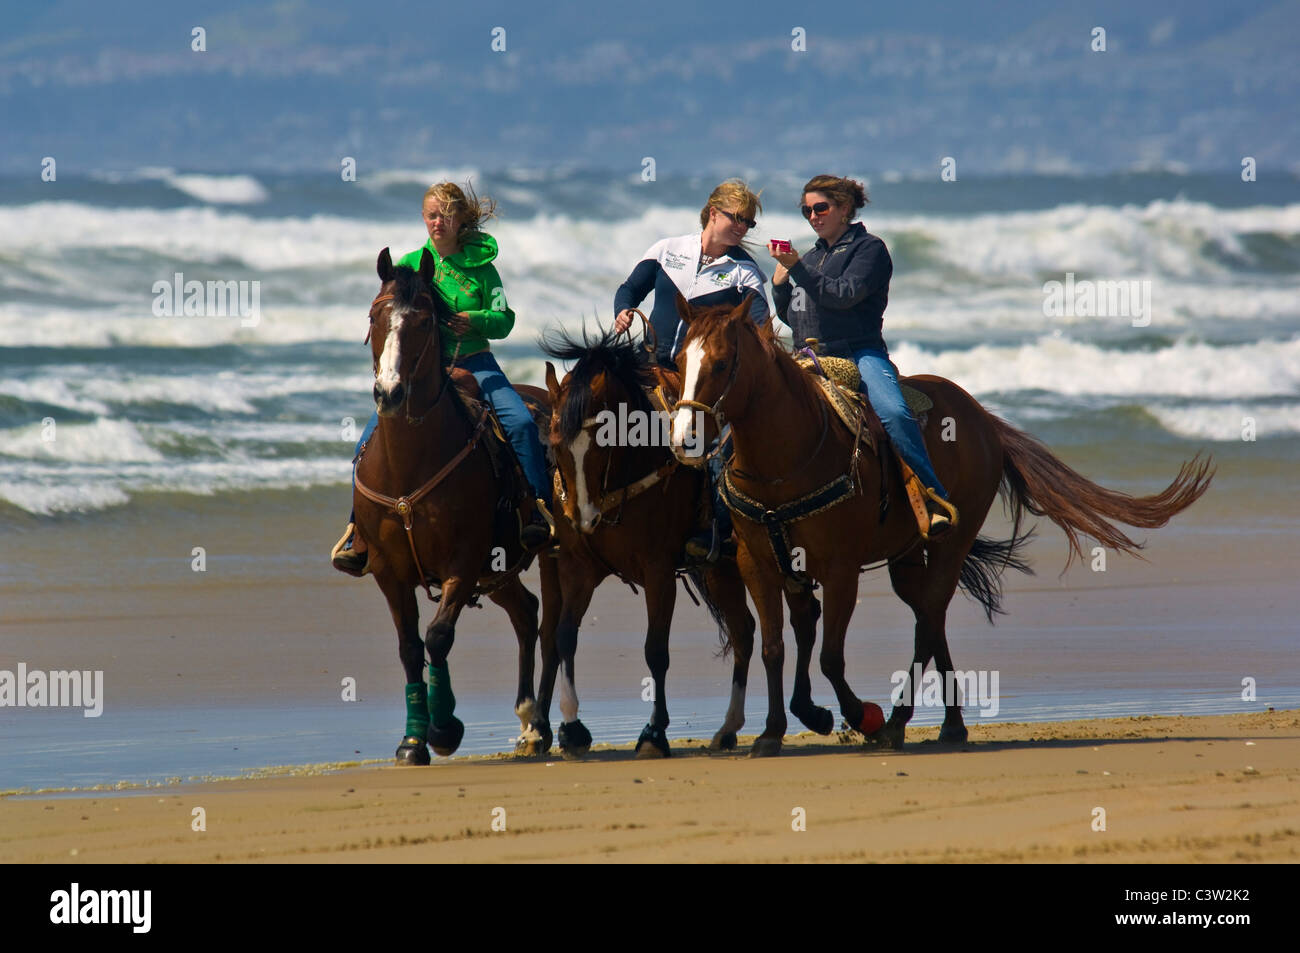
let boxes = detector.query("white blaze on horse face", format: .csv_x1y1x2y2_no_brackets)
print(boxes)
569,429,600,533
671,339,705,454
375,305,406,400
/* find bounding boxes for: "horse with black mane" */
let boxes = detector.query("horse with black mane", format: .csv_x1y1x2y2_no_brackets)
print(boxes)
668,294,1214,754
351,247,559,762
536,322,817,756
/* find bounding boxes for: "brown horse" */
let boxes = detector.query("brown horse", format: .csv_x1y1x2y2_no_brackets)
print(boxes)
668,295,1214,755
535,325,792,756
352,247,560,762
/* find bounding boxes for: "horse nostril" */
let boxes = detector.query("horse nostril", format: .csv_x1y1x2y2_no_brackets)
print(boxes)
373,382,384,403
390,383,405,406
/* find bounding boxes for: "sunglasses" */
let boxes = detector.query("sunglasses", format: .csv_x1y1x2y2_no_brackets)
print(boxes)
717,208,757,229
800,201,832,219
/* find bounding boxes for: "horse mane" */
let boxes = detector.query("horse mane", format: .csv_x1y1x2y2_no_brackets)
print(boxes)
681,301,823,410
540,325,657,444
391,264,454,321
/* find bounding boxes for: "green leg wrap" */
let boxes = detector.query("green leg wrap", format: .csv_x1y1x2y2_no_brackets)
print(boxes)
405,682,430,738
427,663,456,725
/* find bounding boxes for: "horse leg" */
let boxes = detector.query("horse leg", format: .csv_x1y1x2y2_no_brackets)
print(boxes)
703,562,756,751
528,550,562,754
916,547,969,744
375,572,430,765
423,577,474,757
487,576,549,756
635,567,676,758
554,566,597,759
787,588,834,734
817,570,886,740
740,562,788,757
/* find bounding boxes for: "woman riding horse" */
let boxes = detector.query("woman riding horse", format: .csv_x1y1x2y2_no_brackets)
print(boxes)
612,178,771,562
333,182,552,574
769,174,954,536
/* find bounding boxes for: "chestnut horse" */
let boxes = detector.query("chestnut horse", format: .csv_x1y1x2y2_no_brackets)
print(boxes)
536,325,788,757
668,295,1213,755
353,247,560,763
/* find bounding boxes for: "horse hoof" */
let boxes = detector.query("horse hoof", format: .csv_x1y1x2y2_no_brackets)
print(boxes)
395,736,430,765
865,721,905,751
709,730,738,751
558,720,592,760
427,717,465,757
635,724,670,758
515,720,553,756
938,722,968,744
749,737,783,758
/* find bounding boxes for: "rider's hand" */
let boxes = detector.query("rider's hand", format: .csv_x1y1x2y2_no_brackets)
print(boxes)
614,310,635,333
768,243,800,269
444,312,473,335
772,263,790,285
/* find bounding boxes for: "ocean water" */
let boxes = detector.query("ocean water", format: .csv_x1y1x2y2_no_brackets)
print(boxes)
2,167,1298,516
2,168,1299,792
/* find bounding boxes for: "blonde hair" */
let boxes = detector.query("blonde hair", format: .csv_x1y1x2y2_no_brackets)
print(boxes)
422,181,498,242
699,178,763,230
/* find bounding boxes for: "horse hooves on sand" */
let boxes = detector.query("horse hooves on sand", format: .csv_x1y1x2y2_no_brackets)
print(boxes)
792,703,835,735
557,719,592,760
864,721,905,751
515,721,553,756
749,737,783,758
937,722,969,744
427,716,466,757
395,736,431,766
709,730,738,751
635,723,671,759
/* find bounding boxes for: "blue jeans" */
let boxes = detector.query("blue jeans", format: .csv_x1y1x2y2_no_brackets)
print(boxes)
353,351,549,499
853,347,948,500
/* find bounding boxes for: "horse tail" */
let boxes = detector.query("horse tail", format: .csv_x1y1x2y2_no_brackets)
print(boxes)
685,568,733,658
990,413,1214,570
959,530,1035,624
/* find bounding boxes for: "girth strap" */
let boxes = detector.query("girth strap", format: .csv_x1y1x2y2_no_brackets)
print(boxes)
720,467,857,592
354,405,490,601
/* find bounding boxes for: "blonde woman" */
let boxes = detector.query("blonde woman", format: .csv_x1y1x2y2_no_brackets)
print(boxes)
613,179,770,562
333,182,551,575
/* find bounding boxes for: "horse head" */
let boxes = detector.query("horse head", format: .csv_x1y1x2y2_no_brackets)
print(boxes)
668,291,761,465
542,325,658,533
369,247,449,418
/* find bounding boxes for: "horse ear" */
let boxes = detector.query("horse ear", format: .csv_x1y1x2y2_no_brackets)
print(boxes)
674,290,693,325
545,361,561,403
417,248,436,282
377,247,394,281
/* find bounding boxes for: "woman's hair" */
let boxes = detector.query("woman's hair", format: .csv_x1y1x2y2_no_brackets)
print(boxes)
422,181,498,242
699,178,764,230
801,174,869,219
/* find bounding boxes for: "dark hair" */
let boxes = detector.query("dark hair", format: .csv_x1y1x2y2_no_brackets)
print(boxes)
801,174,868,220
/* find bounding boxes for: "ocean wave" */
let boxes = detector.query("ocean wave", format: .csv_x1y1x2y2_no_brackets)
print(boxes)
0,418,163,463
164,173,269,205
0,457,348,515
1147,402,1300,441
889,335,1300,401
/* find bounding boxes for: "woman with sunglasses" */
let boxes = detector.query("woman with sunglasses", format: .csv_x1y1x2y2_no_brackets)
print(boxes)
769,174,954,536
613,179,770,562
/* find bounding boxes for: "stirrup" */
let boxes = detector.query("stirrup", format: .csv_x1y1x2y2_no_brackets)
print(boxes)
924,490,958,539
330,522,370,576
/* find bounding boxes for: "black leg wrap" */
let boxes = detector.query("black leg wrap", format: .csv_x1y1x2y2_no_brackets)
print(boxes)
426,716,465,757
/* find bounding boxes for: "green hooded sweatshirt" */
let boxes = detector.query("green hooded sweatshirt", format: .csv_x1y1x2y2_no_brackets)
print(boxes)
396,232,516,361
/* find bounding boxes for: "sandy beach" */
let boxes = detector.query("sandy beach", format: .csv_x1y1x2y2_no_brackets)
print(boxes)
2,710,1297,863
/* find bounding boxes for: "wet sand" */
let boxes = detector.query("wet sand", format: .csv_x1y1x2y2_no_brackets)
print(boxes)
2,711,1297,863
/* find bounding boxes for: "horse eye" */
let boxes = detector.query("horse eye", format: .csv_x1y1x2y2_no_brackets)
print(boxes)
713,360,728,374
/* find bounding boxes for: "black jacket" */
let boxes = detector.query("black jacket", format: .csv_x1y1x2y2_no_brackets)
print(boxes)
773,222,891,358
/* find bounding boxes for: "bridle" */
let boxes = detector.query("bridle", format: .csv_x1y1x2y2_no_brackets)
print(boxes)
669,323,742,433
368,290,449,425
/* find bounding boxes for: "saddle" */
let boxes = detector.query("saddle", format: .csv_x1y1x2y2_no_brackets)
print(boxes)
447,366,548,576
793,353,938,538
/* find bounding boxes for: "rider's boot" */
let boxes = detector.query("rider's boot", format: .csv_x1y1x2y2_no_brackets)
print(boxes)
520,498,554,550
330,520,370,576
